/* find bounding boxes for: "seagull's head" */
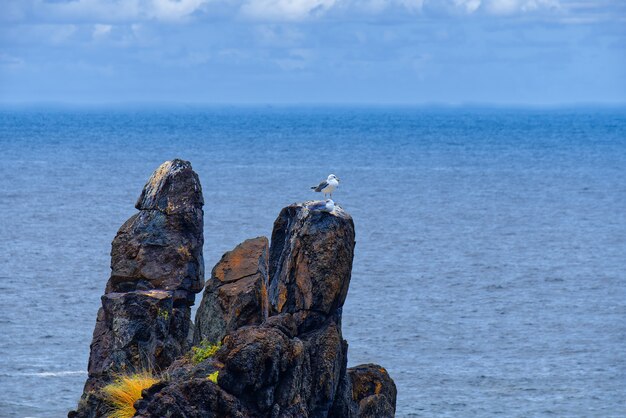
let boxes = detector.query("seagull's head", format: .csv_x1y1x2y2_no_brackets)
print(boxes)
328,174,339,182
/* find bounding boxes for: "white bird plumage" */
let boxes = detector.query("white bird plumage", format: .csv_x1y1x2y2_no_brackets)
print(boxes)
311,174,340,199
308,199,335,213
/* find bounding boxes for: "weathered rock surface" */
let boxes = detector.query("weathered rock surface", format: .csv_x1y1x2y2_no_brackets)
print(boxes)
108,159,204,303
193,237,268,345
269,202,355,324
71,185,396,417
348,364,397,418
135,378,253,418
70,159,204,418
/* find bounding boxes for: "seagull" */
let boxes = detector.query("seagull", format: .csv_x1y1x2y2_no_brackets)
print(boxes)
308,199,335,213
311,174,339,199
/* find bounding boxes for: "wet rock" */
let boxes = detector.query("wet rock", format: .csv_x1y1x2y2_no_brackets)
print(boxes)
194,237,268,345
268,202,355,325
348,364,397,418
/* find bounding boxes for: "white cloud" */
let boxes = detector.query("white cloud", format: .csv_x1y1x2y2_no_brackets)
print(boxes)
453,0,482,14
149,0,209,21
240,0,338,21
0,0,213,23
92,24,112,39
0,0,568,24
398,0,425,12
482,0,560,15
255,25,305,46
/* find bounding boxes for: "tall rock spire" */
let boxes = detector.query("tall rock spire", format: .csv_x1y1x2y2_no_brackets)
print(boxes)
70,159,204,418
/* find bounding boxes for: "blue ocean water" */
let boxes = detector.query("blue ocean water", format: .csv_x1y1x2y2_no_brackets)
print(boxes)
0,106,625,417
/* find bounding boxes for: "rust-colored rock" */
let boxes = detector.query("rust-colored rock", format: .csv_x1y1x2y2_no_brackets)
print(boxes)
194,237,268,345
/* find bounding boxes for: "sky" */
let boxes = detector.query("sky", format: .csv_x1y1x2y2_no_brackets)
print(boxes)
0,0,624,105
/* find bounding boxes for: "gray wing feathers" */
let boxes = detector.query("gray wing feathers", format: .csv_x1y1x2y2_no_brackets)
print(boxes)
312,181,329,192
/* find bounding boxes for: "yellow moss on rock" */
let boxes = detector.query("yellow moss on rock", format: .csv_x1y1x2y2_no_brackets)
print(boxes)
207,371,219,384
190,340,222,364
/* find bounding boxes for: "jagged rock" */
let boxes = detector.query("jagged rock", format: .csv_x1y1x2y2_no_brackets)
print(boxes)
216,325,305,413
301,321,346,417
269,202,355,328
86,290,189,390
194,237,268,345
72,186,397,418
70,159,204,418
108,159,204,304
134,378,253,418
348,364,397,418
136,158,204,215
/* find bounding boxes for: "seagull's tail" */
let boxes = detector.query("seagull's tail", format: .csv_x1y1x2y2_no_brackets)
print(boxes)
310,186,317,190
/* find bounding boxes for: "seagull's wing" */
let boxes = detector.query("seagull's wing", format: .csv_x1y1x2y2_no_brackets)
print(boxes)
312,180,329,192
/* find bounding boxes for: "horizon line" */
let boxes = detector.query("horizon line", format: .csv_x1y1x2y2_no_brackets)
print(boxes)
1,100,626,110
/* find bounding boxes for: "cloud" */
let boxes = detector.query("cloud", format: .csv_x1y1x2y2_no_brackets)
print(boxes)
92,23,112,39
481,0,560,16
255,25,305,46
149,0,210,21
0,0,213,23
5,0,622,25
453,0,482,14
240,0,338,21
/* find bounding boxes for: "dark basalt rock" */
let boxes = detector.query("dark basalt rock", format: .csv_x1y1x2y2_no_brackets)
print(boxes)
86,290,190,388
71,173,396,418
269,202,355,324
193,237,269,345
134,378,253,418
70,159,204,418
108,159,204,303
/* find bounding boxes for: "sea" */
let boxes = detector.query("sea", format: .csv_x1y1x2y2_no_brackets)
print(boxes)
0,106,624,417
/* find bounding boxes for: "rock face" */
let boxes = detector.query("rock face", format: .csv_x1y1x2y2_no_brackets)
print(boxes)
108,159,204,304
71,182,396,417
193,237,269,345
269,203,355,325
70,159,204,418
348,364,398,418
135,201,396,417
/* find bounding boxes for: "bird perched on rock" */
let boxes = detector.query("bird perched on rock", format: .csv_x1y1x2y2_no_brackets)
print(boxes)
308,199,335,213
311,174,339,199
